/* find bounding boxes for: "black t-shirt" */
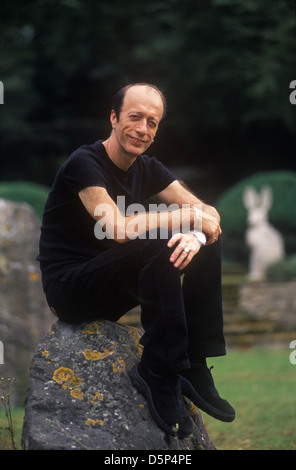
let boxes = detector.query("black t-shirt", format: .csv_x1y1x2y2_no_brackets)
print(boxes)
38,140,176,288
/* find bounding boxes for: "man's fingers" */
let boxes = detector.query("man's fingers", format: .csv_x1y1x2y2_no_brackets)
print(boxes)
169,243,186,264
167,233,181,247
177,250,194,270
167,232,202,269
168,239,193,269
167,234,190,266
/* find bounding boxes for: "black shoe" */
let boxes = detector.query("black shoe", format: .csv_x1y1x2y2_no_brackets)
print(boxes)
179,361,235,423
130,362,193,438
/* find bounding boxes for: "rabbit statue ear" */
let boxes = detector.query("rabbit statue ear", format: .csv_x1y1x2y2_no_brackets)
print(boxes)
260,185,272,210
243,186,259,209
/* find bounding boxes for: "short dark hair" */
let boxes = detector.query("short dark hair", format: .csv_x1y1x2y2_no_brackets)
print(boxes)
112,83,167,121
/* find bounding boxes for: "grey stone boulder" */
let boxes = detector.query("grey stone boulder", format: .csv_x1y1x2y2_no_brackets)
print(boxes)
22,319,215,450
0,199,54,403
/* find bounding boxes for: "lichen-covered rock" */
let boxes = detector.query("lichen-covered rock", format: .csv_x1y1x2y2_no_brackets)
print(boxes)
22,320,215,450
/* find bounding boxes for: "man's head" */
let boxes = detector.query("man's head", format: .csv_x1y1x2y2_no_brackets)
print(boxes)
109,83,166,159
112,83,167,122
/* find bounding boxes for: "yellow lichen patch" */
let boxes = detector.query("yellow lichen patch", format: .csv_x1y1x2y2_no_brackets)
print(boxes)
29,272,39,282
83,346,116,361
189,401,200,417
112,358,126,373
42,350,51,364
70,388,84,399
82,322,103,335
53,367,82,390
128,325,141,342
128,326,143,356
85,418,104,428
91,392,104,404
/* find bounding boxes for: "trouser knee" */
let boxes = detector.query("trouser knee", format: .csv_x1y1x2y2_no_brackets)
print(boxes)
136,228,174,260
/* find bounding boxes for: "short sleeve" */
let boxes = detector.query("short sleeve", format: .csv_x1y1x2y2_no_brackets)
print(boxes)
63,147,107,194
142,156,176,197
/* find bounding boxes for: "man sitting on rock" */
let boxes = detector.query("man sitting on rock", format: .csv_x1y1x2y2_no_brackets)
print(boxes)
37,83,235,438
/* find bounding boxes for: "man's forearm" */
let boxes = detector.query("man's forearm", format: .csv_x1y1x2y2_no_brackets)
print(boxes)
156,180,221,242
116,207,194,242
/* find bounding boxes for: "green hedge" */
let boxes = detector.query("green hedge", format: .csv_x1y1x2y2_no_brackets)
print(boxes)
0,181,49,219
216,171,296,266
266,254,296,280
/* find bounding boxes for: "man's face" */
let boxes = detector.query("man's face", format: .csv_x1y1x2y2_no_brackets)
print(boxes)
111,85,164,158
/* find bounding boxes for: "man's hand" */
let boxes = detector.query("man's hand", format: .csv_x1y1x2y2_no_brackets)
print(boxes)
156,180,222,245
201,208,222,245
167,232,203,270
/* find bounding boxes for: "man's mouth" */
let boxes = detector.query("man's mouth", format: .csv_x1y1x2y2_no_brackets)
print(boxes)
129,136,147,145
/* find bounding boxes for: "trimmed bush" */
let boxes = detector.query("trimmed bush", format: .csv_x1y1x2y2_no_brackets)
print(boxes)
0,181,49,219
266,254,296,280
217,171,296,266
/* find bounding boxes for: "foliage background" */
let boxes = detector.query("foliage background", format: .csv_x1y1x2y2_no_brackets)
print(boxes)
0,0,295,203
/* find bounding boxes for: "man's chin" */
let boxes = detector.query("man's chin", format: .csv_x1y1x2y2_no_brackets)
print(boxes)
126,143,149,157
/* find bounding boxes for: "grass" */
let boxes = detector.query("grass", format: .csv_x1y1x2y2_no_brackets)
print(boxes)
1,348,295,450
202,348,296,450
0,407,24,450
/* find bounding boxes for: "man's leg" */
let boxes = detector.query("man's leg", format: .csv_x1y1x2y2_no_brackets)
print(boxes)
182,237,226,360
44,243,141,324
180,237,235,422
136,230,190,374
127,229,193,437
44,230,193,437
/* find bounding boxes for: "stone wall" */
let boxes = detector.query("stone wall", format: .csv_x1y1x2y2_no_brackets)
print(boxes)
239,281,296,329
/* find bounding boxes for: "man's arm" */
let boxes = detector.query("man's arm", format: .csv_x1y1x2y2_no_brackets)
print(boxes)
78,186,195,243
156,180,222,244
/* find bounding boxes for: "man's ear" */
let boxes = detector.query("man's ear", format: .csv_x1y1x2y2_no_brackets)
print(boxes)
110,109,117,128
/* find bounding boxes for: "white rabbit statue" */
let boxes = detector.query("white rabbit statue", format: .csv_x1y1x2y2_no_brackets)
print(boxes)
243,185,285,281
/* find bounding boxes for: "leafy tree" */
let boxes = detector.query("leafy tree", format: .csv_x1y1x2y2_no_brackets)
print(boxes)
0,0,294,192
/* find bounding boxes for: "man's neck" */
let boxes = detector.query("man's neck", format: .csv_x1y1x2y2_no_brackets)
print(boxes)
103,136,137,171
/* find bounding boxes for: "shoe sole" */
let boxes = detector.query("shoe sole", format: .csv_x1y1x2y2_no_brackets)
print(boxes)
179,375,235,423
130,365,192,438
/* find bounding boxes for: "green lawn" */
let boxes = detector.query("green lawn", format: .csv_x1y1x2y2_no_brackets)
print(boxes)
1,348,296,450
202,348,296,450
0,407,24,450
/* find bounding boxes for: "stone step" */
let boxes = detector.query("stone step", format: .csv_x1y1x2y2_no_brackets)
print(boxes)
119,302,296,348
224,320,280,335
226,330,296,348
119,311,285,335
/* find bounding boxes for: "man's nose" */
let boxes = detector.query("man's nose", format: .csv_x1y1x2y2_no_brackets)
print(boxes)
136,119,148,134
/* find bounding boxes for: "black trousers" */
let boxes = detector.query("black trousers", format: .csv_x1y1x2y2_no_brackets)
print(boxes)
45,229,226,374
